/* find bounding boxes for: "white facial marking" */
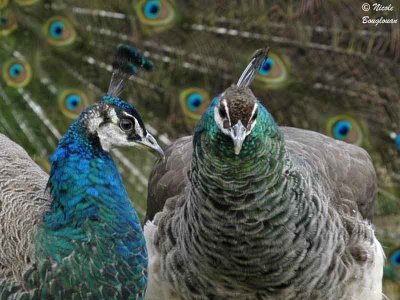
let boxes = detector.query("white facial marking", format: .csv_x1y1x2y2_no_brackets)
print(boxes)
247,102,258,133
134,118,143,138
87,116,103,134
214,105,230,136
249,103,258,121
214,100,258,138
97,123,129,152
122,111,144,138
86,104,112,134
221,99,231,125
109,108,119,123
95,108,144,152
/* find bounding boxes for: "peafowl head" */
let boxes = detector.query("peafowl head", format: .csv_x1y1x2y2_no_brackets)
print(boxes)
214,85,259,155
65,45,164,157
78,95,163,157
211,48,279,155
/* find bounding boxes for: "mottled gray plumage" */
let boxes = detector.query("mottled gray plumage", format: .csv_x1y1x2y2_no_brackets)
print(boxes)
146,128,377,223
144,136,192,224
145,119,383,299
0,134,49,287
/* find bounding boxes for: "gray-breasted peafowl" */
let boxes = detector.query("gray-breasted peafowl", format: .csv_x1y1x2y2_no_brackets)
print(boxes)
144,49,384,300
0,46,164,299
0,0,399,296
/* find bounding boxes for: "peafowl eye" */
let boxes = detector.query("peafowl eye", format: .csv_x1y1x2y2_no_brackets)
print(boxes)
326,115,364,146
255,51,290,89
119,118,134,131
58,89,88,119
44,17,76,46
135,0,177,32
179,88,210,123
2,59,32,88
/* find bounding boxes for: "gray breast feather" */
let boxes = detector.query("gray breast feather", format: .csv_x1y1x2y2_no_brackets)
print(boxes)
0,134,50,285
282,127,377,221
145,136,192,222
145,127,377,222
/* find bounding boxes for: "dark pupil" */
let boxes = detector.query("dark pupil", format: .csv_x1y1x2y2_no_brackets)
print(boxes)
339,125,350,135
219,107,226,118
192,97,201,107
150,4,159,14
395,253,400,264
55,26,63,34
120,119,133,131
262,61,272,71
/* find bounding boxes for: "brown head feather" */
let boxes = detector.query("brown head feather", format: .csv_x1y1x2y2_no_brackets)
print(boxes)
221,85,257,128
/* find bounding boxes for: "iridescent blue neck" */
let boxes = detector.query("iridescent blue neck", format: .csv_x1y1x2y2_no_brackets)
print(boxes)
36,115,147,297
42,118,143,255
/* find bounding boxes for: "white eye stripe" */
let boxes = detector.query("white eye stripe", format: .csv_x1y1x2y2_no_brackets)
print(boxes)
214,106,231,137
109,108,119,123
249,103,258,121
121,111,134,119
133,118,143,138
221,99,231,125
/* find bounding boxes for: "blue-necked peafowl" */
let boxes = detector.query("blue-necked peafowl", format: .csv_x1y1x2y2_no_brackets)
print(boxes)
0,0,399,296
0,45,164,299
144,49,384,299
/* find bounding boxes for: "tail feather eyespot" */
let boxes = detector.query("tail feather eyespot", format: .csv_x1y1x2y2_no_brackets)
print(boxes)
44,16,76,47
58,89,89,119
179,88,210,122
327,115,363,145
135,0,177,33
255,52,290,89
2,59,32,88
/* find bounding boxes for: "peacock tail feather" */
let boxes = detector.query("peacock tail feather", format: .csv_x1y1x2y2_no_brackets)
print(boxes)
0,0,399,296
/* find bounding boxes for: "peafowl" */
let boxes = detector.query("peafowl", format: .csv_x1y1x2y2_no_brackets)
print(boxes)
144,49,384,300
0,45,164,299
0,0,399,296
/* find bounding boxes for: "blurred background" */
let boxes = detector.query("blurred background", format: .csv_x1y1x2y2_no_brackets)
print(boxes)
0,0,399,298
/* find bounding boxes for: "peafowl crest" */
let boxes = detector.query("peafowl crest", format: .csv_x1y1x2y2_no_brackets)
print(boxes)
0,0,399,297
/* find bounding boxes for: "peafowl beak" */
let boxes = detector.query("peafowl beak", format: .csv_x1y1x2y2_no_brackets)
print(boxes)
230,120,247,155
137,132,165,158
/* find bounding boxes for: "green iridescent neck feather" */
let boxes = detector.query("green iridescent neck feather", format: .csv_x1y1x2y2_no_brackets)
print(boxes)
196,97,281,156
